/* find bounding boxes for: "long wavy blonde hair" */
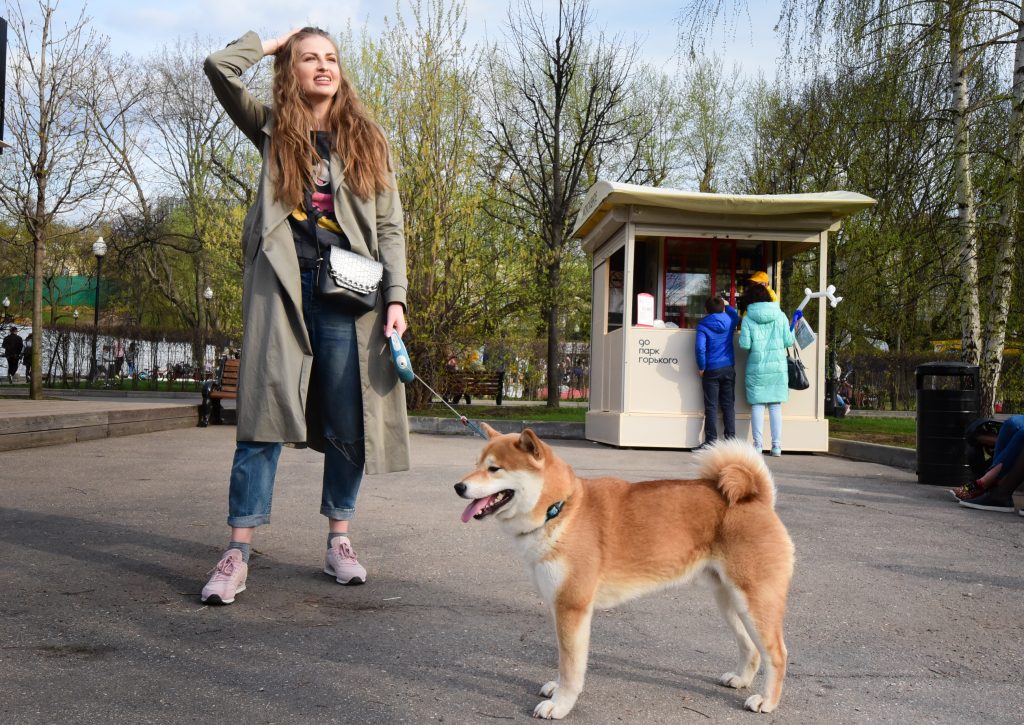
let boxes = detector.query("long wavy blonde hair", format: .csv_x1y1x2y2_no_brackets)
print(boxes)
270,27,390,205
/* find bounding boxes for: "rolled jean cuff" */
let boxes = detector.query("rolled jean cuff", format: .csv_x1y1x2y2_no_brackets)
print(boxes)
321,506,356,521
227,513,270,528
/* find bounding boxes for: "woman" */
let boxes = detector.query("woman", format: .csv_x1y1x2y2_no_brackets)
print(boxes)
200,28,410,604
739,284,794,456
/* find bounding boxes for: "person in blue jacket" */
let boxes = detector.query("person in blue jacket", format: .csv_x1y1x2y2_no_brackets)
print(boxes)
739,284,795,456
694,295,740,449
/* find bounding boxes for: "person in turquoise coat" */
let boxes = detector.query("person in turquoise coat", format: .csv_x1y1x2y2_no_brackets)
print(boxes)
739,284,795,456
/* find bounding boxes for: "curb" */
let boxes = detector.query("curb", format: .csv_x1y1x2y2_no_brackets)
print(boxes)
411,417,918,471
826,438,916,470
2,387,201,400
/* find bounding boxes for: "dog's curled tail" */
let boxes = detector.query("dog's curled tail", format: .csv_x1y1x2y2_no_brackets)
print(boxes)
697,439,777,507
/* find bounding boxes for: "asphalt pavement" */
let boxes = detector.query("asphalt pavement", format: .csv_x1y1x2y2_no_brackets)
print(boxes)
1,426,1021,724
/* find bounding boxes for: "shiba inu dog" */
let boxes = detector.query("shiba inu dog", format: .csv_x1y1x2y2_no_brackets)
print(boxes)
454,426,794,719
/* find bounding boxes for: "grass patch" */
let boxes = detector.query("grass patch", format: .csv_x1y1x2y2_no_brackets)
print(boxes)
410,406,917,444
829,416,916,448
409,404,586,423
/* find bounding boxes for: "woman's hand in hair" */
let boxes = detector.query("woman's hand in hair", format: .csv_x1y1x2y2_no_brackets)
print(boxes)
262,29,301,57
384,303,408,339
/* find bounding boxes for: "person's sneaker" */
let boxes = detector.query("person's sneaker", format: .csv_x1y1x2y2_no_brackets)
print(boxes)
324,536,366,585
958,491,1015,512
770,447,782,457
201,549,247,604
693,441,715,452
949,484,972,501
950,479,988,501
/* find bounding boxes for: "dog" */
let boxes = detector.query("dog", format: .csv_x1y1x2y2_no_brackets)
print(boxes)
454,425,794,719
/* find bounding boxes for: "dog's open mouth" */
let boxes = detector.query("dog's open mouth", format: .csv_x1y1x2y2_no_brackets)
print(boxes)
461,490,514,522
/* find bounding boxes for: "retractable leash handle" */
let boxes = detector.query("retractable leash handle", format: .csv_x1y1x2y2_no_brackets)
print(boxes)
389,331,415,383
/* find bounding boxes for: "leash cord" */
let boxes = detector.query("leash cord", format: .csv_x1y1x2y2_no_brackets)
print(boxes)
408,370,489,440
381,337,489,440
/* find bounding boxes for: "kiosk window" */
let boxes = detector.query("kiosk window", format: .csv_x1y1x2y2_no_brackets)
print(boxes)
632,238,660,325
607,247,625,332
664,239,741,328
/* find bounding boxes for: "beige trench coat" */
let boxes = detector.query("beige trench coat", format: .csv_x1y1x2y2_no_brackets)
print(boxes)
205,32,410,474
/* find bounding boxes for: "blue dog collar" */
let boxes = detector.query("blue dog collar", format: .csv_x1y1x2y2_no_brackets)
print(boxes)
546,500,565,522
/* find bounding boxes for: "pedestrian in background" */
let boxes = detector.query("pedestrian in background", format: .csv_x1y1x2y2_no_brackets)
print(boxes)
2,326,23,383
748,270,778,302
22,334,33,385
114,340,126,378
126,342,138,378
694,295,740,449
739,285,794,456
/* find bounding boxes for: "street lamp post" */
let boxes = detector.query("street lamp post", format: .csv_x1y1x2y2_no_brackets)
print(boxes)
72,309,80,383
202,286,214,379
88,237,107,382
1,296,9,325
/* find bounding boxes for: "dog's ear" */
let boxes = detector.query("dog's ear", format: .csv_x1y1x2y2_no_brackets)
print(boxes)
482,422,501,439
517,428,544,460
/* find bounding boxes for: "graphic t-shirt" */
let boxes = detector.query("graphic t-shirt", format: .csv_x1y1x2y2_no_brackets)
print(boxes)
289,131,348,269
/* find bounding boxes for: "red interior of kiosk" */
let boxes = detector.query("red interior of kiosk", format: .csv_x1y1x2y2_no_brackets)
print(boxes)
663,238,768,328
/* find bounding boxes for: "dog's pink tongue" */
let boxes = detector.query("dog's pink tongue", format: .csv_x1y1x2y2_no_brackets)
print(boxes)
461,496,493,523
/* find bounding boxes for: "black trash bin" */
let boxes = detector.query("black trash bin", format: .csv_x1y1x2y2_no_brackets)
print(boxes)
916,362,980,485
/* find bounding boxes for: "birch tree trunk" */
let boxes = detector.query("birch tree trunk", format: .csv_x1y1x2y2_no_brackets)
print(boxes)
949,2,982,367
979,4,1024,414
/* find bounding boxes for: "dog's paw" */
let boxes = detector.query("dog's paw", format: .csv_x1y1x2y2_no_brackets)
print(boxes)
539,681,558,697
743,694,776,713
533,698,571,719
720,671,752,689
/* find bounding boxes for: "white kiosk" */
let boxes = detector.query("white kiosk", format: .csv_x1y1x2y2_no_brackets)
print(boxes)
574,181,876,451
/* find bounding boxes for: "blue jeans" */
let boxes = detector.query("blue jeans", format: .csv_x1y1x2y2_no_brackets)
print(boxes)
701,366,736,443
991,415,1024,471
227,270,365,528
750,403,782,451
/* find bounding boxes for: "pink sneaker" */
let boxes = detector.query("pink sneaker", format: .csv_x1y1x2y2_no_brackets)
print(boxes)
201,549,248,604
324,536,366,585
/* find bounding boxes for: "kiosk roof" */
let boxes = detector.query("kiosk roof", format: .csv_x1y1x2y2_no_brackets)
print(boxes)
572,180,877,239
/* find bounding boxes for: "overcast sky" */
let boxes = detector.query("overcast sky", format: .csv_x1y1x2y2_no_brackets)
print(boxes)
8,0,783,76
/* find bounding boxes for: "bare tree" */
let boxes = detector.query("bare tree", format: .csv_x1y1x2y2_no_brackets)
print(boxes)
679,55,744,192
603,66,688,188
100,38,257,367
481,0,640,405
0,0,120,397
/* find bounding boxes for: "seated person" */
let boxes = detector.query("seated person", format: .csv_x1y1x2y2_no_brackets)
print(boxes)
963,417,1003,479
953,414,1024,512
834,379,852,417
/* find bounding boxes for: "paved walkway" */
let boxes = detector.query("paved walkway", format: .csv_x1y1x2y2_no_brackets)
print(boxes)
0,425,1020,724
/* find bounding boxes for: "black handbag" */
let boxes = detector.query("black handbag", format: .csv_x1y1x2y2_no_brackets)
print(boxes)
316,245,383,312
787,347,810,390
307,190,383,312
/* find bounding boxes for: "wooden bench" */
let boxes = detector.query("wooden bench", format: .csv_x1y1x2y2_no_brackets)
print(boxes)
199,357,240,427
443,369,504,406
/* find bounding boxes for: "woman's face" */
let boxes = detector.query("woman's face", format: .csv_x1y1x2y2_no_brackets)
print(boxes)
292,35,340,103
